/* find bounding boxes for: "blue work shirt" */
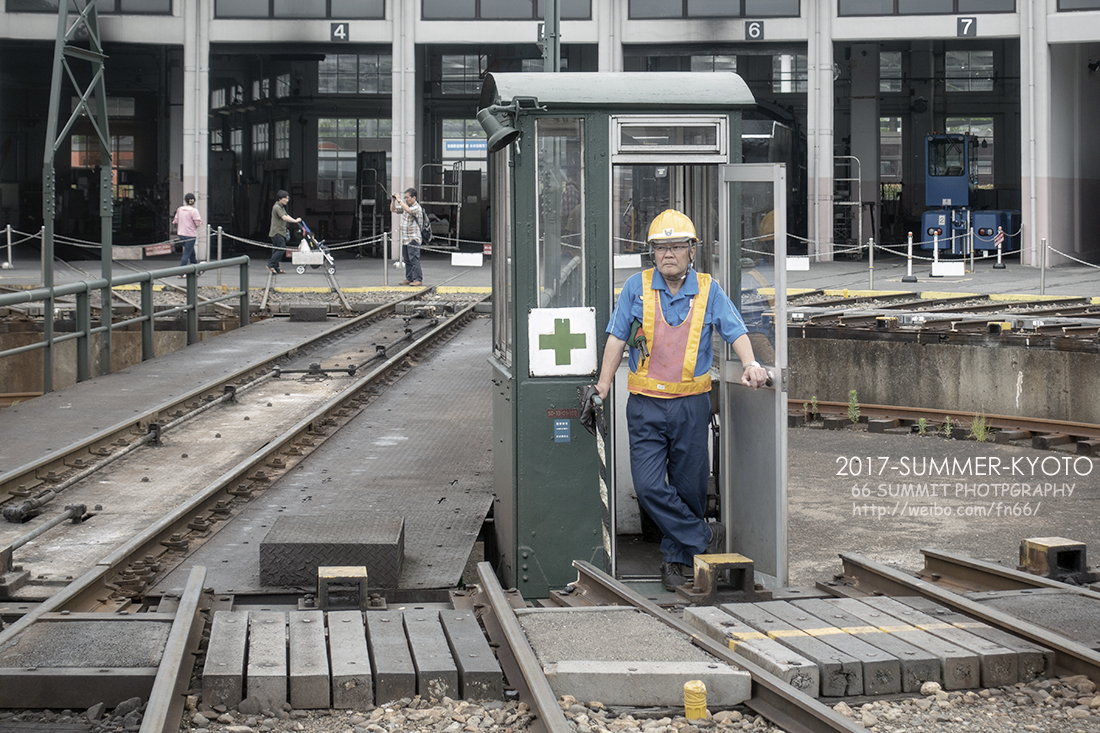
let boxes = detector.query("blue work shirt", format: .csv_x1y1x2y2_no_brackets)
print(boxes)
607,268,748,377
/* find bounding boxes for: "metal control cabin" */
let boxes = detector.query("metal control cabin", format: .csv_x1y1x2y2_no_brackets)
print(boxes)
481,72,790,599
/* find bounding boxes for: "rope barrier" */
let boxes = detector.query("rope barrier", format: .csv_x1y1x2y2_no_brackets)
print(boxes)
1045,243,1100,270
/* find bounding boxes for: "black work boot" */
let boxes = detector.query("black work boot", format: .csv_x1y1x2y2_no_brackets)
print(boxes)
661,561,692,592
705,520,726,554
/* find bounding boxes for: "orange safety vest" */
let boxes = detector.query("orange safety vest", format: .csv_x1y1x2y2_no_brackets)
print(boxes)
627,269,713,398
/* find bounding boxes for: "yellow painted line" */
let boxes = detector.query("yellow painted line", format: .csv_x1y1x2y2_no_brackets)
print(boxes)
804,627,845,637
767,629,808,639
918,291,981,299
915,622,955,631
843,626,883,635
879,625,912,633
1092,297,1100,305
821,289,908,298
438,286,491,294
730,631,768,641
988,293,1071,302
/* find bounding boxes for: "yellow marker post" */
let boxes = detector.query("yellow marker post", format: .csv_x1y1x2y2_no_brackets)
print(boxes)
684,679,707,720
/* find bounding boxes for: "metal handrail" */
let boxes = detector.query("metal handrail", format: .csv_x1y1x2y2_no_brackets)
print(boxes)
0,257,251,392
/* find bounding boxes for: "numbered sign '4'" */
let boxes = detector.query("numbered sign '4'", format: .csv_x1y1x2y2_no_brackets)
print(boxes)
331,22,350,42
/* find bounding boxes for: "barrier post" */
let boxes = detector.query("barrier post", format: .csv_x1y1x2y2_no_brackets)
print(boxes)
993,226,1006,269
383,231,390,288
2,224,11,269
1040,237,1047,295
930,231,940,276
867,236,874,290
216,226,224,287
968,225,975,273
902,231,917,282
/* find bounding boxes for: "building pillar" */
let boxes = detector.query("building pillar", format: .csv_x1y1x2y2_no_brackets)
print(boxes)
1022,0,1051,267
597,0,622,72
807,1,835,260
391,1,420,260
849,44,880,249
181,0,210,259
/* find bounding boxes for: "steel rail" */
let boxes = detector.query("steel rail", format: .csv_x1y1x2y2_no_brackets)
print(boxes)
474,562,573,733
789,399,1100,440
918,548,1100,600
140,565,208,733
2,368,279,523
0,299,483,642
837,553,1100,682
0,294,419,503
567,561,863,733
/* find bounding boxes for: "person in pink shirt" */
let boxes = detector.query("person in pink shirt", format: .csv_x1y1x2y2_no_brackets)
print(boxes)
172,193,203,272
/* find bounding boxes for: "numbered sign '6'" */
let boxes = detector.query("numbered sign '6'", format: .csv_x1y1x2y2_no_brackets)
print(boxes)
745,20,764,41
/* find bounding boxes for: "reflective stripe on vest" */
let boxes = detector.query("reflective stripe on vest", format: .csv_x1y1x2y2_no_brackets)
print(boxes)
627,269,712,398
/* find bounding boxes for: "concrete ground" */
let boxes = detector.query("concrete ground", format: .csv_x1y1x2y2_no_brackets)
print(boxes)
786,425,1099,586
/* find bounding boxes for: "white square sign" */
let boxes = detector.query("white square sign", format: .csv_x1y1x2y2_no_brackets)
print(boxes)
528,307,597,377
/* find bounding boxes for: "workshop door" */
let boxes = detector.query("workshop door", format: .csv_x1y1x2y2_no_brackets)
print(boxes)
719,163,789,587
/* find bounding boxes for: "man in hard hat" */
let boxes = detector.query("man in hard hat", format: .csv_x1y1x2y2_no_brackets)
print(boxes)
592,209,769,592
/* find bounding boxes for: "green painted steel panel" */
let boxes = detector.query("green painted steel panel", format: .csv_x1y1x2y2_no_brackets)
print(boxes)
480,72,755,110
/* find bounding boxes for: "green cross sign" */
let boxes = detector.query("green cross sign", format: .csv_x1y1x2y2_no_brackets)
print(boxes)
539,318,587,366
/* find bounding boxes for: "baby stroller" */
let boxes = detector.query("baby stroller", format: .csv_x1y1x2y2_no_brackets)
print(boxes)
292,221,336,274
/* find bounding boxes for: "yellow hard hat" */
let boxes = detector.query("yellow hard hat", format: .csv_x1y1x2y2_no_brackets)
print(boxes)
647,209,697,243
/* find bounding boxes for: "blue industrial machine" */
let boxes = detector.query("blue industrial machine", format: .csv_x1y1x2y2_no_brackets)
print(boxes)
921,133,1019,256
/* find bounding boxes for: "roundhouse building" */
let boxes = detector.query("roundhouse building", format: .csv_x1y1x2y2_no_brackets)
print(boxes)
0,1,1097,265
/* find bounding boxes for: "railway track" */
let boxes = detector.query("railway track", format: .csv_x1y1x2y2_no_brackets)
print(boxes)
0,294,482,601
829,550,1100,684
789,399,1100,455
787,290,1100,340
0,291,488,726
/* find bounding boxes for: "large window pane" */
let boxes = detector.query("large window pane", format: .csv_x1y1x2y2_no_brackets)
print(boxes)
1060,0,1100,8
772,54,808,93
423,0,476,18
691,55,738,73
441,54,482,94
838,0,893,14
216,0,267,17
745,0,799,15
958,0,1014,9
6,0,172,10
481,0,534,17
630,0,683,19
880,51,902,92
331,0,384,17
536,118,585,309
898,0,952,12
273,0,326,17
946,50,994,92
537,0,592,19
880,116,903,182
318,118,392,199
119,0,170,11
687,0,740,16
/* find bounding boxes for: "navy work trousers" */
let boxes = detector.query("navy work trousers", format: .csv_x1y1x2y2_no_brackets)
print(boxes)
626,391,712,565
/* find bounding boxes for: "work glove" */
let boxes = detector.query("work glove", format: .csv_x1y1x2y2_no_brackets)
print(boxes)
627,319,649,360
577,385,606,437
